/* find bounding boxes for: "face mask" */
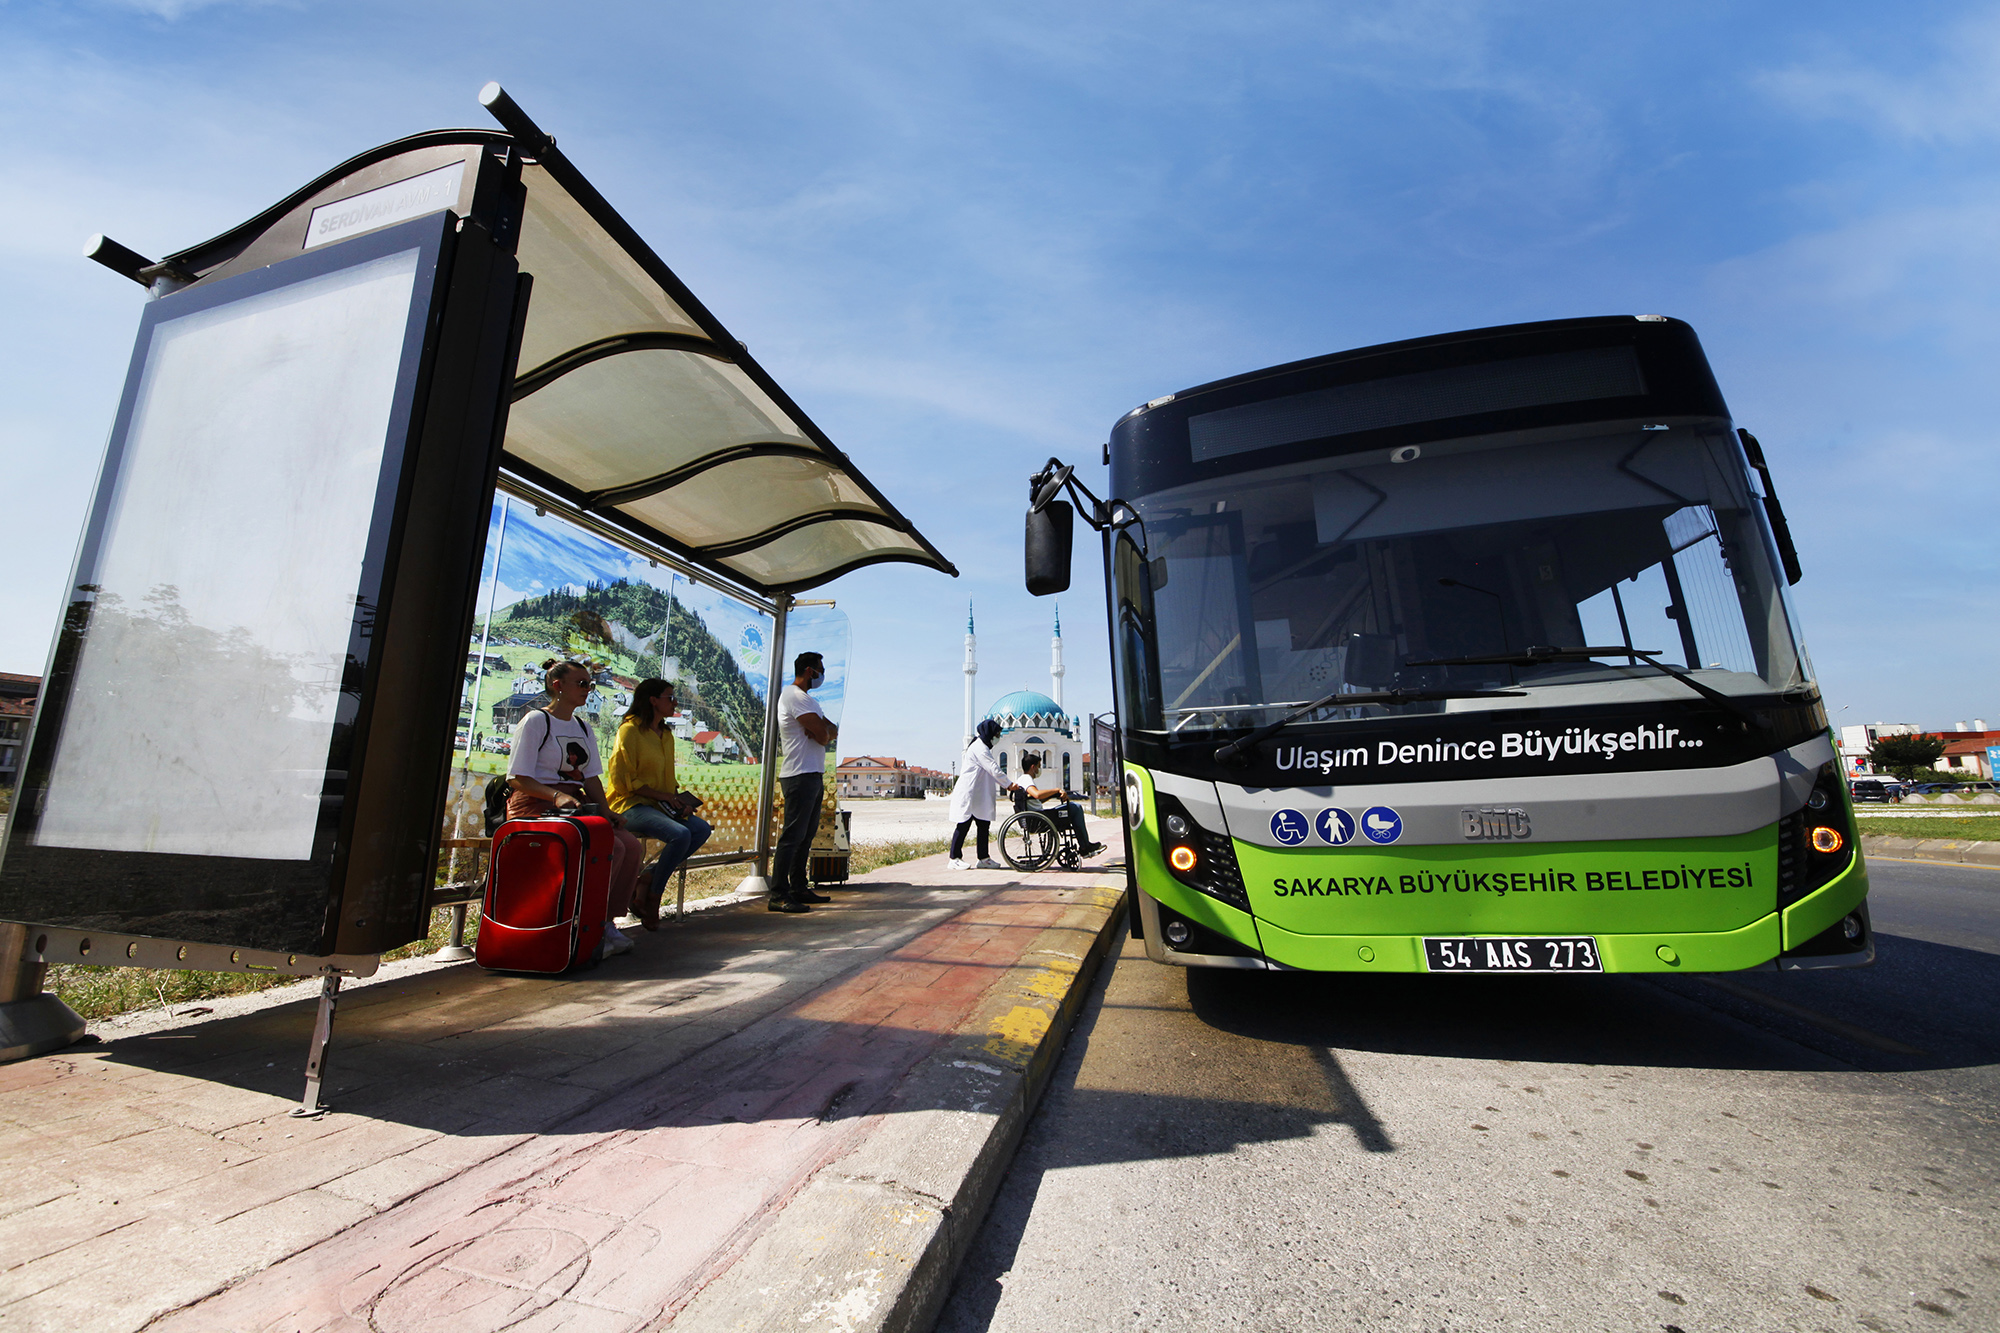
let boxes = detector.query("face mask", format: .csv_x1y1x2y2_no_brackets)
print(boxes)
809,671,825,689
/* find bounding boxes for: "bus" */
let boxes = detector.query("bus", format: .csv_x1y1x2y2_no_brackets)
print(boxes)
1025,315,1870,974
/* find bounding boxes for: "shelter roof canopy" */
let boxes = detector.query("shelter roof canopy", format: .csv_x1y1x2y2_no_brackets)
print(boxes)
158,126,955,598
504,159,954,594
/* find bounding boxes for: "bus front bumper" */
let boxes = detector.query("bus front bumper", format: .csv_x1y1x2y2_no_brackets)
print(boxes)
1139,853,1872,973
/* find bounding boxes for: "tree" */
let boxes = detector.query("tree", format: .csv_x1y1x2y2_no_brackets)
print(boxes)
1867,732,1947,780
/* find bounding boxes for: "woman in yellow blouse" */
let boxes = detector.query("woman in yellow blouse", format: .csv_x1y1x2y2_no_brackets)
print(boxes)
605,678,712,928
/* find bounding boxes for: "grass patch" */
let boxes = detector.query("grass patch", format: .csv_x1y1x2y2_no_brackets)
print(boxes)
852,837,952,874
1857,816,2000,843
48,906,477,1023
48,836,956,1023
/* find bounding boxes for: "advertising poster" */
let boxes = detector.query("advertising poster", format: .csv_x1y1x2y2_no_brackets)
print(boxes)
450,499,780,857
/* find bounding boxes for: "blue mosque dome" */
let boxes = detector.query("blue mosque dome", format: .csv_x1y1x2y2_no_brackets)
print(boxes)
985,689,1063,721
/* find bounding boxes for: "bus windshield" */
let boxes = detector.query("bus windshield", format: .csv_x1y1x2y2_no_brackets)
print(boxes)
1130,424,1806,732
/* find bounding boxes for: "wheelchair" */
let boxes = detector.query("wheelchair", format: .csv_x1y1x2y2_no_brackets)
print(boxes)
997,788,1090,871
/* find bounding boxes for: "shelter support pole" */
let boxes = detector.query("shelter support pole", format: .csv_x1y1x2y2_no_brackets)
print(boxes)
435,904,474,962
0,922,86,1064
463,496,511,764
738,593,791,897
676,865,688,921
290,971,344,1118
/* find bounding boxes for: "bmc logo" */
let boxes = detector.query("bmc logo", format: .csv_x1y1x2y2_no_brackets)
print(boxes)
1461,807,1531,840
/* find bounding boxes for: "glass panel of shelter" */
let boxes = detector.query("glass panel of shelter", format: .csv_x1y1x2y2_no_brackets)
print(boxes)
716,520,930,588
613,454,889,549
504,350,814,493
512,166,705,370
449,498,784,864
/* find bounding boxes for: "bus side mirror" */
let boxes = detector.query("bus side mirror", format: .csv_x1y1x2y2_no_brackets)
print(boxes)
1026,500,1074,596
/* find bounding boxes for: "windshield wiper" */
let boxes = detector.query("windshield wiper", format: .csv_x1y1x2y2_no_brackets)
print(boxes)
1213,687,1525,765
1405,645,1772,729
1407,645,1650,667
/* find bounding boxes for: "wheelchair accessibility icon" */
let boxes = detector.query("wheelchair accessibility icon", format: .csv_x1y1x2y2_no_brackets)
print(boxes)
1269,809,1310,846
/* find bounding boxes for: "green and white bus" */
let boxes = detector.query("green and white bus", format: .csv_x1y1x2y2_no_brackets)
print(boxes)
1026,315,1869,974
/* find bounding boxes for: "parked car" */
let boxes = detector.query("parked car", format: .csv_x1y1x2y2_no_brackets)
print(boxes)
1849,779,1901,804
1907,780,1996,796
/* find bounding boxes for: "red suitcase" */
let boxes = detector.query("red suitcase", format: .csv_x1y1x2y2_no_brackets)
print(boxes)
477,814,613,973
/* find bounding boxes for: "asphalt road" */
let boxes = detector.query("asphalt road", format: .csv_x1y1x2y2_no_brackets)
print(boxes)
939,857,2000,1332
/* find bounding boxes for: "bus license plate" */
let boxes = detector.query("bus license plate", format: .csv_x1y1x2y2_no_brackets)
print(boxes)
1424,937,1601,973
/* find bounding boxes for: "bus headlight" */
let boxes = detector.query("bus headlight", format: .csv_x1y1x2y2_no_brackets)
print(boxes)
1153,792,1249,912
1163,917,1194,949
1781,762,1855,907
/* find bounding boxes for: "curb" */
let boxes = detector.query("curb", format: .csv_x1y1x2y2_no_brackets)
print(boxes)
1862,835,2000,869
669,877,1128,1331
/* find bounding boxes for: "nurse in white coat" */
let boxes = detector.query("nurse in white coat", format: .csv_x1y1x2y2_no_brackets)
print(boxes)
949,719,1022,869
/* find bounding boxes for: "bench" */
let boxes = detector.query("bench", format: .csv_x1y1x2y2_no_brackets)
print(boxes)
427,833,701,959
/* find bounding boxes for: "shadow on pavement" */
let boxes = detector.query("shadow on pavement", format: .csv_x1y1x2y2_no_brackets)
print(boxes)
1651,931,2000,1072
70,880,1011,1139
1189,928,1995,1075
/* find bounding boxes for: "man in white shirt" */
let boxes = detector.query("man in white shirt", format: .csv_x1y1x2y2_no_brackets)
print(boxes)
772,651,837,911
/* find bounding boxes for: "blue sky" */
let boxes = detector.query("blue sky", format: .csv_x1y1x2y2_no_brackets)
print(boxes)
3,1,1996,768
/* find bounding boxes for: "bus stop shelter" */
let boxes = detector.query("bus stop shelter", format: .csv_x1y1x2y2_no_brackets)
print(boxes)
0,84,955,1100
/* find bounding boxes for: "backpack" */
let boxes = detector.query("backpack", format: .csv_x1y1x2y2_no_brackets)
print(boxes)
484,707,562,835
483,774,514,836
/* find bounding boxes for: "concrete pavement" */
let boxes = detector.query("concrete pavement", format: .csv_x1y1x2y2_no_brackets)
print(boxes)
842,799,1117,847
0,853,1124,1332
844,798,957,845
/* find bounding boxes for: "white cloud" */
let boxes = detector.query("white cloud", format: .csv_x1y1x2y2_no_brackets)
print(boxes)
1705,193,2000,349
1757,7,2000,144
92,0,301,20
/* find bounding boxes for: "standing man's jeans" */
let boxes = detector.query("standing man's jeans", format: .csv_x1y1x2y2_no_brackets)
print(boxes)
621,803,713,900
773,772,824,901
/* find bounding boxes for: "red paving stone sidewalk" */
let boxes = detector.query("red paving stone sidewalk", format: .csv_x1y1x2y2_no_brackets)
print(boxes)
0,855,1123,1332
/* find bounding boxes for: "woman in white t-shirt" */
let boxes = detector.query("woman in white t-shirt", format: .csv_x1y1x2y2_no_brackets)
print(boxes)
506,660,644,956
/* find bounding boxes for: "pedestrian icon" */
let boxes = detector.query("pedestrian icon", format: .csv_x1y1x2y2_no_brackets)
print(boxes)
1269,809,1310,846
1361,806,1403,844
1315,808,1356,845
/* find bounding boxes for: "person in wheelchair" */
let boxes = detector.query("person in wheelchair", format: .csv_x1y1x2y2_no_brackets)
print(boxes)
1015,755,1105,857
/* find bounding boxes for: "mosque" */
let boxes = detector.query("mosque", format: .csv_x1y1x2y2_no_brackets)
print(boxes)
961,603,1088,795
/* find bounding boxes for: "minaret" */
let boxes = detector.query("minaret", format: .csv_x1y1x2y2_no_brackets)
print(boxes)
962,601,978,750
1050,603,1065,712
